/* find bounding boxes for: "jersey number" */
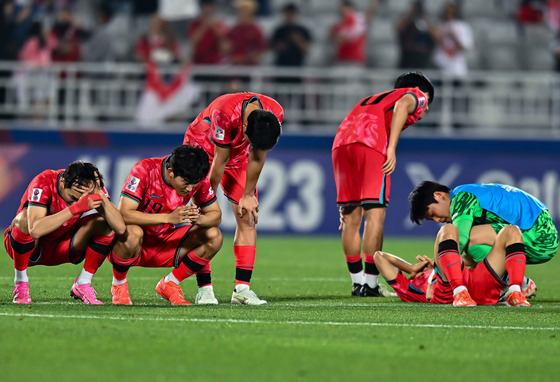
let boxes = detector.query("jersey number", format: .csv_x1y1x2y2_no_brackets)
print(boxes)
360,91,395,107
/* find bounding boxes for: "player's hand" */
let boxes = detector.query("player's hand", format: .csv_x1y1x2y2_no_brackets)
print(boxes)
185,203,201,224
168,205,190,225
382,148,396,175
69,194,102,215
238,195,259,226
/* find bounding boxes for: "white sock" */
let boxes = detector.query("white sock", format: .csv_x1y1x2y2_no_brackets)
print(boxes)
15,269,29,283
112,277,127,286
350,270,364,285
453,286,467,296
77,269,94,285
365,274,378,288
508,284,521,294
165,273,181,285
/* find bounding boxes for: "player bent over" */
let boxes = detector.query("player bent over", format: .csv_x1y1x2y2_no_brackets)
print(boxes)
332,71,434,297
374,224,530,307
3,161,125,304
109,145,222,306
409,181,558,299
184,92,283,305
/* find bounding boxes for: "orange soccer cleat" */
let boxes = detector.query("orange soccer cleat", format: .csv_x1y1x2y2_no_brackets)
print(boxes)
155,278,191,305
506,290,531,307
111,282,133,305
452,289,477,307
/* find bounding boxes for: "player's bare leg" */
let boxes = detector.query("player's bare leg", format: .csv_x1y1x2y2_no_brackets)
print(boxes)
361,206,393,296
229,201,266,305
340,206,365,295
434,224,476,307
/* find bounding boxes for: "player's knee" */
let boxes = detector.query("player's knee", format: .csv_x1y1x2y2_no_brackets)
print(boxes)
373,251,384,263
13,210,30,234
205,227,223,252
436,224,458,241
499,225,523,242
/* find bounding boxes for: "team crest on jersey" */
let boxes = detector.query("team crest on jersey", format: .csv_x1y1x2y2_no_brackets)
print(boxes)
418,96,426,108
208,186,214,195
214,125,225,141
31,188,43,202
126,176,140,192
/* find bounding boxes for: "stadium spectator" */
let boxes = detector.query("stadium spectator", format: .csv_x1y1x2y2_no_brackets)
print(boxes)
329,0,368,66
226,0,267,66
14,20,55,116
49,6,84,63
82,2,119,62
187,0,228,65
432,1,473,77
6,0,41,52
270,3,312,68
517,0,546,25
395,0,437,69
135,14,180,64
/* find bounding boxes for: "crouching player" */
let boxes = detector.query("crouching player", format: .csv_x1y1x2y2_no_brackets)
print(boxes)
109,145,222,305
3,161,125,304
374,224,531,307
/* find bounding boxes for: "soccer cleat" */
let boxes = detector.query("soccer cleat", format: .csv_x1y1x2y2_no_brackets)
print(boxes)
452,289,477,307
155,278,191,305
361,283,397,297
506,290,531,307
231,284,267,305
522,278,537,299
70,279,103,305
195,285,219,305
111,282,133,305
12,281,31,304
351,283,363,296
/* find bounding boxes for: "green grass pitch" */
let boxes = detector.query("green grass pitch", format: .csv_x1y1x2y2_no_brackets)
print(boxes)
1,236,559,382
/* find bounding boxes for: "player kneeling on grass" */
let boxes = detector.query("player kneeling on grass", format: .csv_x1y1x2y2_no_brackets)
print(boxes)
374,224,531,307
109,145,222,306
4,161,126,304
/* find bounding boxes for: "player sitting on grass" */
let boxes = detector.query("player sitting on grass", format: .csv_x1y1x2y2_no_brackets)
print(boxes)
374,223,531,307
409,181,558,300
332,71,434,297
109,145,222,306
3,161,125,304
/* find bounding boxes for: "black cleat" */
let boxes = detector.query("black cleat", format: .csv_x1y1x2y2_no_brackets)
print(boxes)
351,283,363,296
361,283,397,297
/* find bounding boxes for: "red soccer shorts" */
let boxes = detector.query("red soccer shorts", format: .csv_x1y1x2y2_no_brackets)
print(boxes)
391,271,430,303
4,226,85,266
332,143,390,207
219,165,258,205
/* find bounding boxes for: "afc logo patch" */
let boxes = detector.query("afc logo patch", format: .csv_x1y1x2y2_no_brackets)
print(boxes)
126,176,140,192
31,188,43,202
418,96,426,108
214,125,225,141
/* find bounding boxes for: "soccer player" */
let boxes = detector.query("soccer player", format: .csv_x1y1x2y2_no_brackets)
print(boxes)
3,161,126,304
183,92,283,305
409,181,559,299
109,145,223,306
332,71,435,297
374,223,531,307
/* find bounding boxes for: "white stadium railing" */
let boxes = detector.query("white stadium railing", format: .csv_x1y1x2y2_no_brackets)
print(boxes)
0,61,559,137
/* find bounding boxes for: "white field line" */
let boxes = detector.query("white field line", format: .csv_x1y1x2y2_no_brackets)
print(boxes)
0,312,558,331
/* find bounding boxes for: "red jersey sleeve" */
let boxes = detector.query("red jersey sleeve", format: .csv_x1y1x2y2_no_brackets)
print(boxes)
121,161,149,204
404,88,429,126
27,172,54,209
209,109,235,149
192,178,217,208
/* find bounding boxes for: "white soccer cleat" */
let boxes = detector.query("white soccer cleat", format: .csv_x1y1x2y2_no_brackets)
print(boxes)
522,278,537,299
195,285,219,305
231,284,267,305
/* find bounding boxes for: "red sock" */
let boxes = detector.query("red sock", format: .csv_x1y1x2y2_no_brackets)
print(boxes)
196,263,212,287
172,251,209,283
110,251,140,281
505,243,526,287
344,254,363,274
9,226,36,271
234,245,256,285
437,239,464,290
83,234,114,274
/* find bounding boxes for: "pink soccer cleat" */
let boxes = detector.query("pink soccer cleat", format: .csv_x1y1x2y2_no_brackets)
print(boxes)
13,281,31,304
70,279,103,305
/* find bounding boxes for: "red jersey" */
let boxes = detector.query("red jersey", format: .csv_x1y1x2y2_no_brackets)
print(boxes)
332,88,428,156
331,11,367,64
227,23,267,65
17,169,109,241
120,156,217,237
188,18,228,64
184,92,284,168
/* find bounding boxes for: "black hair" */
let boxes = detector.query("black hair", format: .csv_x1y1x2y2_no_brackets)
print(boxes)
245,109,282,151
282,3,298,13
167,145,210,184
394,71,435,105
63,161,104,189
408,181,450,225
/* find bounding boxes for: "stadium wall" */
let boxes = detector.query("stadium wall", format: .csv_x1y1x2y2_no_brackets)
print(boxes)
1,129,559,237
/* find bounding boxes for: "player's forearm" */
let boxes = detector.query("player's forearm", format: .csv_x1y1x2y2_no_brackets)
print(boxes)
29,209,74,239
387,105,408,151
98,197,126,235
384,254,415,275
120,209,172,226
195,210,221,228
244,150,266,196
